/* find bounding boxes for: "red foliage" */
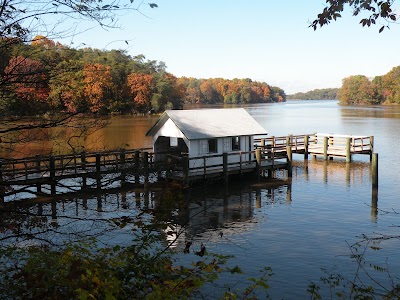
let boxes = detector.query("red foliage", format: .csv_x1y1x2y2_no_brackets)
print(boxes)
4,56,49,102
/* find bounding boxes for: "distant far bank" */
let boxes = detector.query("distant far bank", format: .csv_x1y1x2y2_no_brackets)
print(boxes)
287,88,339,100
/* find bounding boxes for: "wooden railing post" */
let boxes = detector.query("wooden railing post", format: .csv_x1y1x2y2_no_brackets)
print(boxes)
96,153,101,189
286,145,293,178
35,155,42,194
304,135,309,160
372,153,378,189
120,148,126,186
286,135,292,147
369,136,374,161
203,157,207,177
134,150,140,183
268,149,273,178
323,136,329,160
49,156,56,196
346,137,352,163
223,152,228,185
81,152,87,189
255,148,261,180
142,151,149,184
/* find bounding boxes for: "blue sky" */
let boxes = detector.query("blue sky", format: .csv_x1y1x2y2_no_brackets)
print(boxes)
62,1,400,94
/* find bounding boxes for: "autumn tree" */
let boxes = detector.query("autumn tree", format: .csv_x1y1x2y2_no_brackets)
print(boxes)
126,73,155,112
48,60,86,113
83,63,113,113
380,66,400,104
2,56,50,115
338,75,376,105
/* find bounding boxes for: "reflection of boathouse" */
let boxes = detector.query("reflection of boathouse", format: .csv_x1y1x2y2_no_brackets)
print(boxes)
145,108,268,168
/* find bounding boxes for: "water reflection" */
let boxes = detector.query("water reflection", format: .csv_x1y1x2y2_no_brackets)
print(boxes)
0,179,293,247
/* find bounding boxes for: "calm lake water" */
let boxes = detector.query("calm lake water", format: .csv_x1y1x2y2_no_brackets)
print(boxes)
2,100,400,299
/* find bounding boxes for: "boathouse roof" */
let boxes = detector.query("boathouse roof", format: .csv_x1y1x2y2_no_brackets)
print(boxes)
146,108,267,140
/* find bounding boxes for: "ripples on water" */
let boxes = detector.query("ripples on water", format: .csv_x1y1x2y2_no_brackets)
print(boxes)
2,100,400,298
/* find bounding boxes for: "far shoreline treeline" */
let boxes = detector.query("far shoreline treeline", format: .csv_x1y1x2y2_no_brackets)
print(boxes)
287,88,339,100
288,65,400,105
0,36,285,117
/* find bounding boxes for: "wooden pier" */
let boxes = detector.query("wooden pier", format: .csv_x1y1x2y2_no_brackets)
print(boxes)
0,133,376,202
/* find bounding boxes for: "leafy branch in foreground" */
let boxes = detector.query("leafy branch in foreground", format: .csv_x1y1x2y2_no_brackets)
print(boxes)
311,0,398,32
308,238,400,299
0,227,272,299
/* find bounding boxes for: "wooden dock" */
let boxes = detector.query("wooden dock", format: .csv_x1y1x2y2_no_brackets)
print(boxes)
0,133,376,202
254,133,374,162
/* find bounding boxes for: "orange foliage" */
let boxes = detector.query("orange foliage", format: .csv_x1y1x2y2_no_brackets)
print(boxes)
83,63,112,112
126,73,154,111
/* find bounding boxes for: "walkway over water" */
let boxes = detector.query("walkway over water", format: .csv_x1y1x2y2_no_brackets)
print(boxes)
0,133,375,202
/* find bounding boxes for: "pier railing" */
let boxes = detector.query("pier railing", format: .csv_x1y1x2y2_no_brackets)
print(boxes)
255,133,373,162
166,148,291,182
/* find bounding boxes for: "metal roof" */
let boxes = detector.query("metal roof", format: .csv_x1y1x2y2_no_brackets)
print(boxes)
146,108,267,140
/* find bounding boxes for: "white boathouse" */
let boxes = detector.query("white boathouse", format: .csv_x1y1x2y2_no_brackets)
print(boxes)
146,108,268,169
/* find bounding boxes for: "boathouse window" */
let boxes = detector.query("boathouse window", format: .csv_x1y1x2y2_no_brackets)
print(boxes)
223,138,231,152
223,137,240,151
232,136,240,150
199,139,218,154
208,139,218,153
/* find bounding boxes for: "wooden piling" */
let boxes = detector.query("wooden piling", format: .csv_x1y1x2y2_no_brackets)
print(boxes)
255,148,261,180
120,148,126,186
49,156,56,196
134,150,140,183
223,152,229,185
286,145,292,178
323,136,329,160
96,153,101,189
372,153,378,189
369,136,374,161
35,156,42,194
142,151,149,184
346,137,352,163
304,135,309,160
81,152,87,189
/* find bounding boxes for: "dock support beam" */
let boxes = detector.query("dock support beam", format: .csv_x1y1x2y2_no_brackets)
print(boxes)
346,137,352,163
372,153,378,189
286,145,293,178
304,135,309,160
370,136,374,161
120,149,126,186
142,151,149,184
323,136,329,160
96,153,101,190
81,152,87,189
255,148,261,180
223,152,228,185
50,156,56,196
134,151,140,183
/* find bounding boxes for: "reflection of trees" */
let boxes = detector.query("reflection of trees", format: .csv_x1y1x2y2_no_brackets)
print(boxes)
0,179,292,249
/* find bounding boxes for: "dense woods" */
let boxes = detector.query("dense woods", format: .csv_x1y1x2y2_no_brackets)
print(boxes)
338,66,400,105
0,37,285,116
177,77,286,105
287,88,338,100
